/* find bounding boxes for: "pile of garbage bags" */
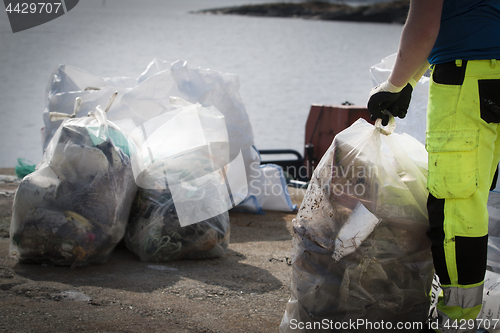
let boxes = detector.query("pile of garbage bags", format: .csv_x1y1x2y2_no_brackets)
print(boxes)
41,59,294,214
280,118,434,333
10,59,264,267
10,100,137,268
10,98,233,266
41,59,257,186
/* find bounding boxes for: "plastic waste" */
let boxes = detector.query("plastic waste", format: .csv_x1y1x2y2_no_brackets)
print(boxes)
42,59,254,166
14,158,36,178
125,187,230,262
123,98,234,261
478,192,500,329
122,59,254,161
41,60,300,214
280,118,433,333
477,270,500,332
41,65,133,150
488,193,500,274
332,202,380,261
10,94,137,268
238,162,297,213
125,97,248,226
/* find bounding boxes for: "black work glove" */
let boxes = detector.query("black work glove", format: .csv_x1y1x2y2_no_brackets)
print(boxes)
367,80,415,126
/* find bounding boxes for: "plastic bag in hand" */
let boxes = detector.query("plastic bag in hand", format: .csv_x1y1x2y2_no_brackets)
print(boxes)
280,118,433,333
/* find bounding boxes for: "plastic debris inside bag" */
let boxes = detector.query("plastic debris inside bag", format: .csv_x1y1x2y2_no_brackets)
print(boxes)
280,118,434,333
9,97,137,268
125,187,229,262
126,98,248,226
124,99,232,261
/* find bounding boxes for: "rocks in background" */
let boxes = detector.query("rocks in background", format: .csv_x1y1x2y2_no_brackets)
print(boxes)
197,1,410,24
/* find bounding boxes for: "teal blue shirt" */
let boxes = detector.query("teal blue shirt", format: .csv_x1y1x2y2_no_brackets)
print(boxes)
428,0,500,64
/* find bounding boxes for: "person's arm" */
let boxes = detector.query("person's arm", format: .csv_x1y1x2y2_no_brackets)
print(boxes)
412,60,431,84
389,0,443,87
367,0,443,125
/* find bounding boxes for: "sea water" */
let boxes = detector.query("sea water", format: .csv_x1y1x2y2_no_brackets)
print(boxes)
0,0,402,168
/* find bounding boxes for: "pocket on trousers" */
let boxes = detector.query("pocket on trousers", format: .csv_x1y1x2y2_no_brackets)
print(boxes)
479,79,500,123
429,79,462,119
426,130,479,199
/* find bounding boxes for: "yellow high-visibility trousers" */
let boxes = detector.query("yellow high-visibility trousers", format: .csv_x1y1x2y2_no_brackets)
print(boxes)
426,59,500,333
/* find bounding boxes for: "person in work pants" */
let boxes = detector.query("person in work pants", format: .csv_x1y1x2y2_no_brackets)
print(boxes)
367,0,500,332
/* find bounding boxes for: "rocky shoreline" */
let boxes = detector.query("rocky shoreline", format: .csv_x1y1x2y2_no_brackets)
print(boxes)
195,0,410,24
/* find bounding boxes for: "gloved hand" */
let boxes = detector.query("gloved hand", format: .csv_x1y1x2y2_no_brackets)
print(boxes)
367,78,416,126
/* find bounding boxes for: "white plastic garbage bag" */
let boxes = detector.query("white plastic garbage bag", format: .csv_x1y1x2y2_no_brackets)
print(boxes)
42,64,134,150
280,118,433,333
126,97,248,226
10,97,137,268
477,270,500,331
123,99,242,261
238,163,297,213
124,59,254,160
479,193,500,329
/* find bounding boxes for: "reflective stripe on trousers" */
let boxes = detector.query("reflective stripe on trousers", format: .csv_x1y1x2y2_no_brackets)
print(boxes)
426,59,500,333
436,284,484,333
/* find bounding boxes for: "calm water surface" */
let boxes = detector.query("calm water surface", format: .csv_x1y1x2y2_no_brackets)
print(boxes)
0,0,402,167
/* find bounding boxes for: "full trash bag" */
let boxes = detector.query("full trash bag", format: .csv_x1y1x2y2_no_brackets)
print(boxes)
280,118,434,333
10,96,137,268
124,98,234,262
